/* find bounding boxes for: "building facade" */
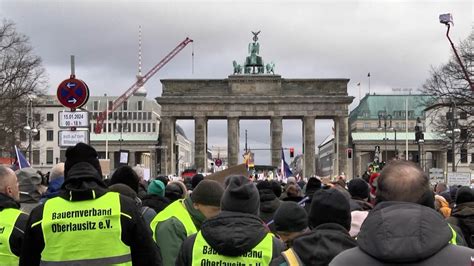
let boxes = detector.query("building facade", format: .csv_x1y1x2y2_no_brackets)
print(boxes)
22,94,194,177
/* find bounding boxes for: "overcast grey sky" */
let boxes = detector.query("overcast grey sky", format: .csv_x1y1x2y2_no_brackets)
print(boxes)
1,0,472,165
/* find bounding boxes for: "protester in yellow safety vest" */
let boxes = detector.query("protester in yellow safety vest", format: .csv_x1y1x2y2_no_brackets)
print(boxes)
151,179,224,265
176,175,285,265
19,143,160,266
0,165,28,266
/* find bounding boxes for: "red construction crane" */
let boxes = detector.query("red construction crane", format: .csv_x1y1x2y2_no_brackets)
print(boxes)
94,37,193,134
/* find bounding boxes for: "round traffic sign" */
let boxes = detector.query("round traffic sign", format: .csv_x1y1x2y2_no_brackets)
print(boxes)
215,159,222,167
57,78,90,109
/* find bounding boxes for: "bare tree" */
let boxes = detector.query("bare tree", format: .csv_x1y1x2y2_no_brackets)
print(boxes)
422,29,473,127
0,19,47,157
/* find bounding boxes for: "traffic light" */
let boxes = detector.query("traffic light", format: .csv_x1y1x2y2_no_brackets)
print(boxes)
289,147,294,158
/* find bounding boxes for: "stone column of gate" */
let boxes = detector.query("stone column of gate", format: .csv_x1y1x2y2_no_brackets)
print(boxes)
303,116,315,177
194,116,208,173
160,117,175,175
336,116,349,177
271,117,283,168
227,116,240,167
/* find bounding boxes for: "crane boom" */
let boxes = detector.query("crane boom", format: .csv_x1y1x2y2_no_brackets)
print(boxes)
94,37,193,134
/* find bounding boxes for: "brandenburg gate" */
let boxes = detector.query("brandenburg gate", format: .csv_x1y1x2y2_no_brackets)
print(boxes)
156,32,353,177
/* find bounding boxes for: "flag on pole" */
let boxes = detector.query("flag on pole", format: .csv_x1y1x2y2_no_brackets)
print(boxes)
14,145,30,169
281,149,293,182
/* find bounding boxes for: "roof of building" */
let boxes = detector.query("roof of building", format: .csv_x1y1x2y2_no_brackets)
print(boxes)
91,133,158,142
352,132,444,141
318,133,334,148
349,94,432,123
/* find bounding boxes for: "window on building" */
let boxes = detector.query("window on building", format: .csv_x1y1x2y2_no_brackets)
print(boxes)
363,123,369,129
108,101,113,110
123,101,128,111
93,101,99,111
113,122,117,131
46,150,53,165
108,112,112,120
47,113,54,121
33,150,40,165
137,101,143,111
137,123,141,132
460,128,468,140
133,123,136,132
133,112,137,120
47,130,53,141
447,149,453,163
20,131,26,141
472,153,474,163
459,112,468,120
60,150,66,162
123,123,128,132
33,131,40,141
143,123,146,132
408,111,414,118
147,123,151,132
128,112,132,119
148,112,152,120
461,149,468,163
138,112,142,120
152,123,156,132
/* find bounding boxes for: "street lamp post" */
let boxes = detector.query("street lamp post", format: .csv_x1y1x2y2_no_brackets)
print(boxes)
378,113,393,162
23,98,38,163
415,117,425,167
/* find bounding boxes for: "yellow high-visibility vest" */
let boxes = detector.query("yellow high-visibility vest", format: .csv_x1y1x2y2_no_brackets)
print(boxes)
192,231,273,265
0,208,23,266
38,192,132,265
150,199,197,241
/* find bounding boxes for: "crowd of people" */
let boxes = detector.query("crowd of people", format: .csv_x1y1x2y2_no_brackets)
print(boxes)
0,142,473,265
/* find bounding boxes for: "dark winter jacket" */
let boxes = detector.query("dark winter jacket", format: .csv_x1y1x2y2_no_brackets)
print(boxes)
447,201,474,248
19,162,161,266
155,196,206,266
258,188,281,232
271,223,357,266
330,201,474,266
176,211,285,265
0,193,29,258
141,194,171,214
39,177,64,203
349,198,373,212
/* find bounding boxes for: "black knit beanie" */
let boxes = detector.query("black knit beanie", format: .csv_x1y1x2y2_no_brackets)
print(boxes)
221,175,260,215
309,188,351,230
274,201,308,232
110,165,140,193
191,180,224,207
191,174,204,190
347,178,370,199
64,143,102,178
456,186,474,205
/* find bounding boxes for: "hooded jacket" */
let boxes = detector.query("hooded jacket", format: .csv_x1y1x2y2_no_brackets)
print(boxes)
330,202,473,266
0,193,29,257
176,211,284,265
447,201,474,248
19,162,161,266
271,223,357,266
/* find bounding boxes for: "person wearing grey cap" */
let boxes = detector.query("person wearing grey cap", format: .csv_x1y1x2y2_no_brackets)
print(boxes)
151,179,225,266
176,175,284,265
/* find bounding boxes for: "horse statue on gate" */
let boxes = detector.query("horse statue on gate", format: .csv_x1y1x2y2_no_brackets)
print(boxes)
233,60,242,74
265,62,275,74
